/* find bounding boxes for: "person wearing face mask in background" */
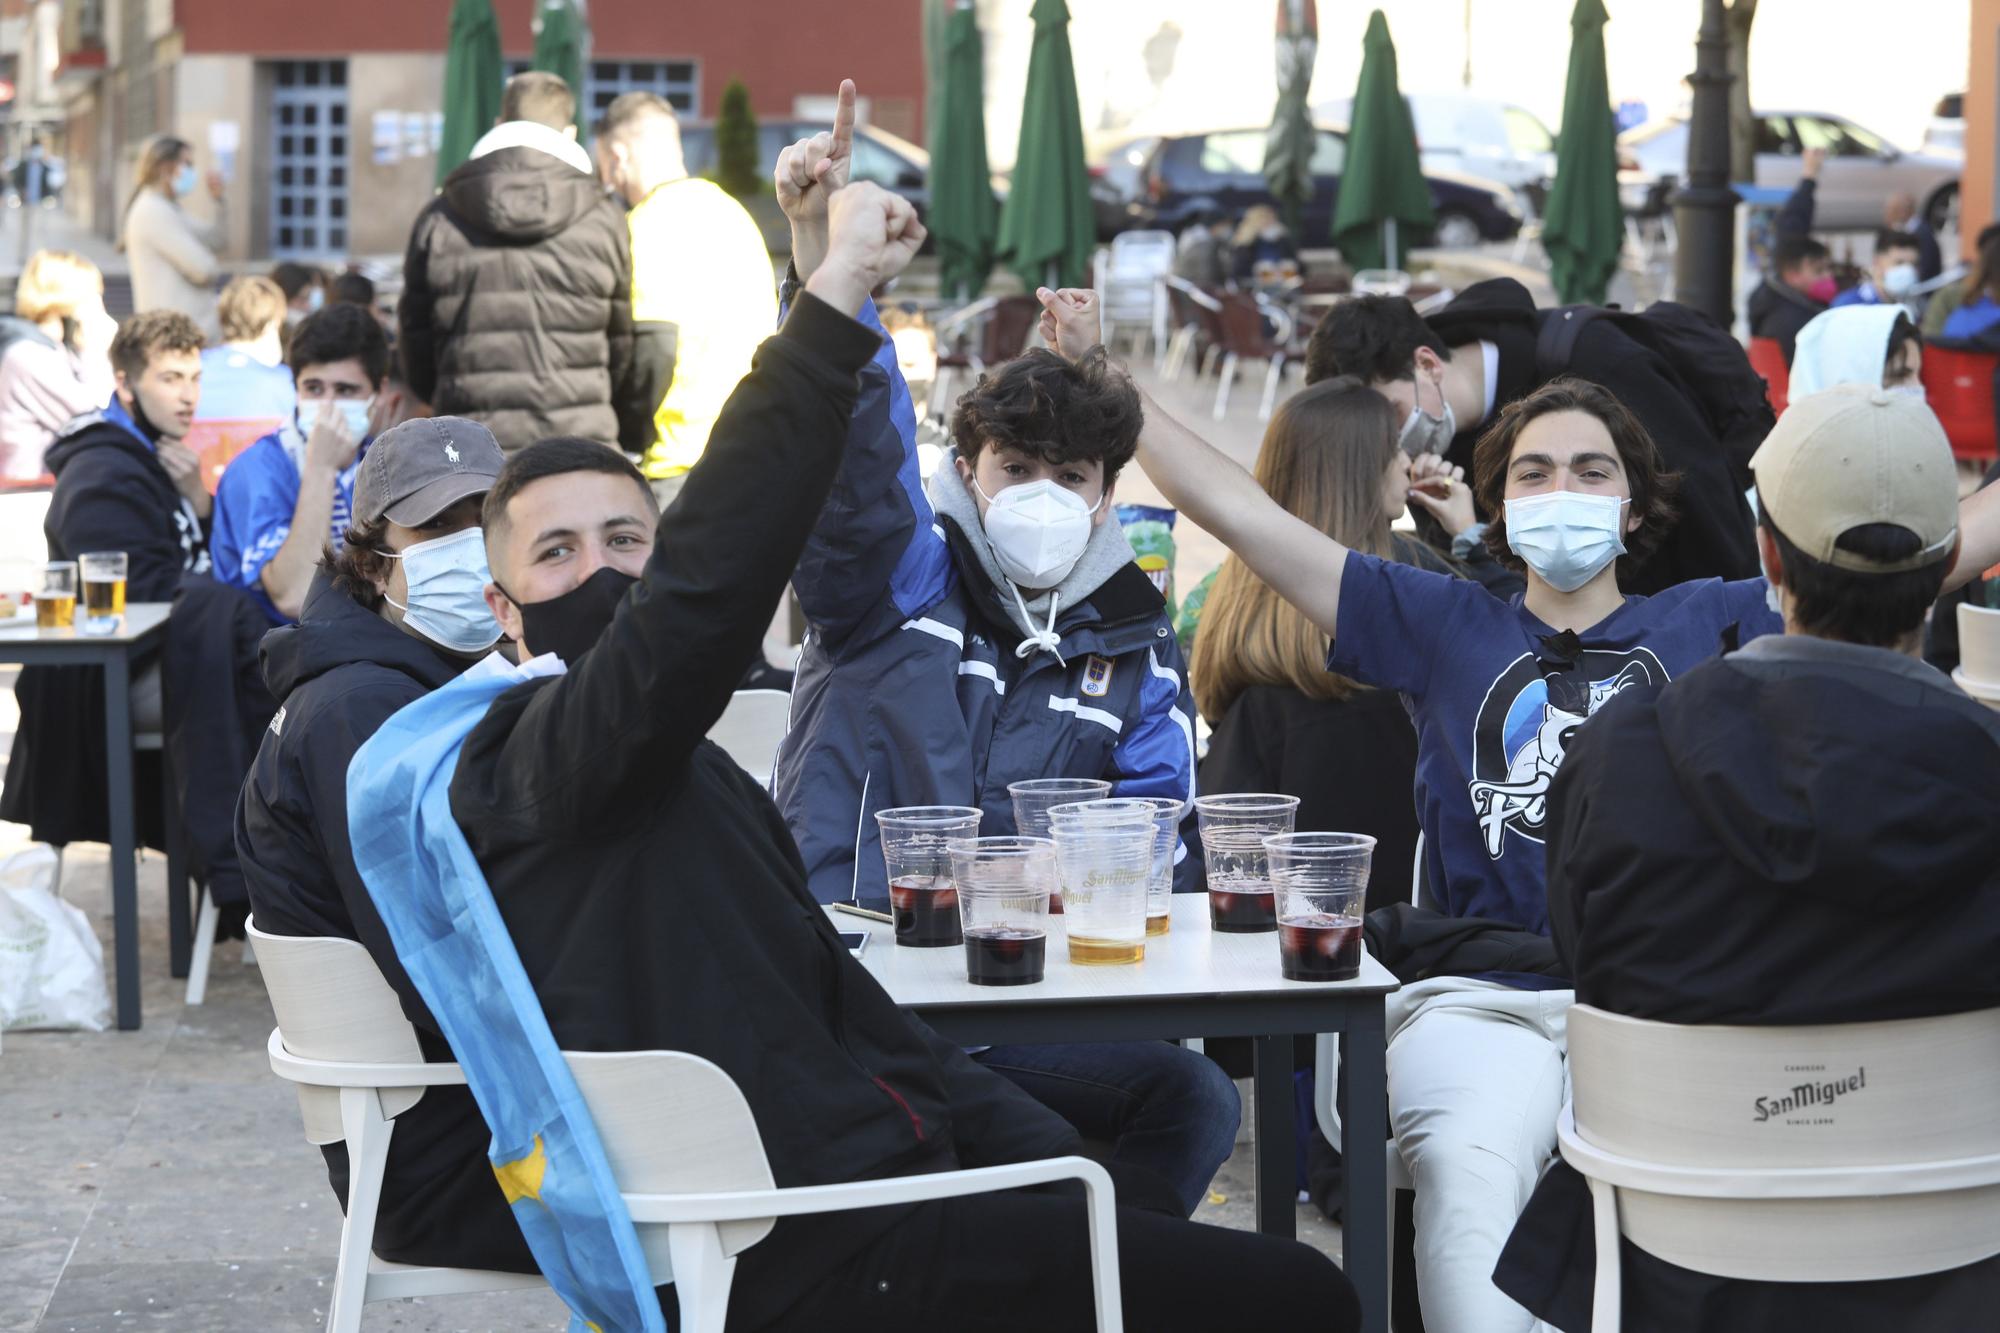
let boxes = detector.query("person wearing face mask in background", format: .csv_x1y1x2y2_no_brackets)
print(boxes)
210,304,409,624
1831,228,1923,311
769,114,1241,1221
1306,279,1762,594
1051,263,2000,1327
1749,234,1835,366
119,134,226,337
239,415,506,1265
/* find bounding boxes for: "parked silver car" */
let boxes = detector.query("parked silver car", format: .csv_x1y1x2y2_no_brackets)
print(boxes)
1618,110,1959,231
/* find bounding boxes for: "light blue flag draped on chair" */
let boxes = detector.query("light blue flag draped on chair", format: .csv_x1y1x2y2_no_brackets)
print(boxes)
346,654,666,1333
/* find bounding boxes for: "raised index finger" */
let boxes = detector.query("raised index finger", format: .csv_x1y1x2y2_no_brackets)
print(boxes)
832,79,857,160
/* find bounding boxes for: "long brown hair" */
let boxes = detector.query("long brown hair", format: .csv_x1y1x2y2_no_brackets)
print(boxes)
1190,377,1399,721
118,135,190,252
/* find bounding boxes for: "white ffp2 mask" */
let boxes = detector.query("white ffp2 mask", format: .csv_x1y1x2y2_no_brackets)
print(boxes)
973,477,1101,589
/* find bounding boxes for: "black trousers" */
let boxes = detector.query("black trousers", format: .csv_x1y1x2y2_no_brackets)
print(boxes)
728,1163,1361,1333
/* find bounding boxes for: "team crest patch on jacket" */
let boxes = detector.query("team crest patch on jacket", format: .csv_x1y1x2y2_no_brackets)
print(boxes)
1081,655,1115,697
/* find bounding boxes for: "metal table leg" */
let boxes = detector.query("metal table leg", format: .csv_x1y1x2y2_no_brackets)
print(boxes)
1251,1032,1295,1238
164,751,191,978
102,650,140,1030
1340,1001,1390,1333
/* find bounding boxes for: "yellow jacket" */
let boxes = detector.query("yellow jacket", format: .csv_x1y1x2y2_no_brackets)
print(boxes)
628,178,777,477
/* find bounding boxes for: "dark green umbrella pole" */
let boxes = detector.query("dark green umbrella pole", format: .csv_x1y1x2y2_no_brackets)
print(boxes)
996,0,1095,293
1264,0,1319,241
531,0,589,142
1331,9,1432,272
437,0,502,186
931,0,998,302
1542,0,1624,304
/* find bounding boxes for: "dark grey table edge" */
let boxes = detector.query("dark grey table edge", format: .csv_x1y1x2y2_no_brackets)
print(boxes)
0,611,170,1031
909,987,1394,1333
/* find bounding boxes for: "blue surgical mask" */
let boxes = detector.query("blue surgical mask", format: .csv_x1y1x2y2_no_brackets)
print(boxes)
297,397,373,444
1504,491,1629,592
172,163,198,197
379,527,502,654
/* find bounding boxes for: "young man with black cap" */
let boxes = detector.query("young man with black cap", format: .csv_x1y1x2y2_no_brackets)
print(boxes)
239,415,511,1271
1495,384,2000,1330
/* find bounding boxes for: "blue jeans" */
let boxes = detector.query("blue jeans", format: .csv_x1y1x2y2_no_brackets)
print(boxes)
971,1041,1241,1216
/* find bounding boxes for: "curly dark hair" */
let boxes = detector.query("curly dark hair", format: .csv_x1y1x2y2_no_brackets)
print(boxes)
1303,293,1450,386
1470,377,1682,579
288,302,388,387
323,515,394,613
949,347,1142,482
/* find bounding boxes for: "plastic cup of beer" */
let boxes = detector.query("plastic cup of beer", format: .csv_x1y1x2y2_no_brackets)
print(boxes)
34,561,77,630
875,806,982,947
1267,832,1375,982
1009,779,1111,912
1194,793,1300,933
1049,797,1182,935
1051,822,1152,965
78,551,127,636
948,836,1055,986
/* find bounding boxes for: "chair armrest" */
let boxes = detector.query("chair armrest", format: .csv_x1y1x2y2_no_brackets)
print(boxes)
621,1155,1114,1224
265,1028,470,1089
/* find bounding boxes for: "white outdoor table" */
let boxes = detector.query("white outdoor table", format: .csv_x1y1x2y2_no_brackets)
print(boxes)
0,603,172,1031
839,893,1400,1333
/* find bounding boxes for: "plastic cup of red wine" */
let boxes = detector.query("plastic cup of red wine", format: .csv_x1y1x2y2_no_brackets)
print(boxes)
947,836,1055,985
876,805,983,947
1194,793,1300,933
1265,832,1375,982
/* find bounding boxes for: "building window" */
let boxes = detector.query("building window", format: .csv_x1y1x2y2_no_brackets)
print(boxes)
268,60,349,258
504,58,701,125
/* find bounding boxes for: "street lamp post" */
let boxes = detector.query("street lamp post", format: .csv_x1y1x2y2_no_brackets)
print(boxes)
1673,0,1738,326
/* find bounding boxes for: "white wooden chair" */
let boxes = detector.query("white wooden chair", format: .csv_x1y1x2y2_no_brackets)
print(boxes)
705,688,791,788
249,919,1125,1332
1559,1003,2000,1333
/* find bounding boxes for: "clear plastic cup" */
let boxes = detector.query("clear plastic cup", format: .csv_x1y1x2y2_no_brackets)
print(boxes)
1009,779,1112,913
34,561,76,630
949,836,1055,986
875,806,983,947
1051,823,1152,965
1051,797,1182,935
78,551,127,636
1266,832,1375,982
1194,793,1300,933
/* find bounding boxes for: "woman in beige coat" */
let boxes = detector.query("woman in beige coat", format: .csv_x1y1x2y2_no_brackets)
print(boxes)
120,134,226,334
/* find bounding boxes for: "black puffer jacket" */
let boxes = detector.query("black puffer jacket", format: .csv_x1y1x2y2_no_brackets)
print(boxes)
399,143,644,453
238,572,526,1271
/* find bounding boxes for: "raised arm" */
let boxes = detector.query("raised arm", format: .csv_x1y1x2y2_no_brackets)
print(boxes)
470,185,925,831
1039,287,1350,639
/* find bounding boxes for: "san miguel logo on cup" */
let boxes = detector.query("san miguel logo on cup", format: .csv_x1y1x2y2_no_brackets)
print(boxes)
1753,1065,1867,1124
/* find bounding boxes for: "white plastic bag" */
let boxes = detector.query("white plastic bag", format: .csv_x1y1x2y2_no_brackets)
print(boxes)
0,845,111,1031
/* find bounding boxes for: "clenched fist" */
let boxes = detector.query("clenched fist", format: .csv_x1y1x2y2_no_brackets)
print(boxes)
806,182,926,315
1036,286,1101,362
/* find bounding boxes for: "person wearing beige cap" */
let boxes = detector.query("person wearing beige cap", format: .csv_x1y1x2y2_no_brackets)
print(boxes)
237,415,516,1274
1494,384,2000,1332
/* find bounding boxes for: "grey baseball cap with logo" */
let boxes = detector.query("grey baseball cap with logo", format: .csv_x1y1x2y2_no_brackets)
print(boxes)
1750,385,1959,573
354,416,506,527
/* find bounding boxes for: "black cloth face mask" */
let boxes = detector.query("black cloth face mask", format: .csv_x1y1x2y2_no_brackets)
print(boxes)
497,565,638,665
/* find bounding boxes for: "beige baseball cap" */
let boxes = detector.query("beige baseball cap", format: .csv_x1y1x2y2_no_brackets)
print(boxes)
1749,384,1959,574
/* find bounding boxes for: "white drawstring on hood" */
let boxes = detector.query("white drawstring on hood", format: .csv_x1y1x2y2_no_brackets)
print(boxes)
1009,583,1064,662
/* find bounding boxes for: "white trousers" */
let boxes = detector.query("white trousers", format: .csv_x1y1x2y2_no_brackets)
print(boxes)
1387,977,1573,1333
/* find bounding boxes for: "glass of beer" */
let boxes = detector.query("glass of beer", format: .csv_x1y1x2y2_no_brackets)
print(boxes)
1051,822,1152,965
949,836,1055,986
876,806,983,947
78,551,127,636
1267,832,1375,982
1194,793,1300,933
1048,797,1183,935
34,561,77,629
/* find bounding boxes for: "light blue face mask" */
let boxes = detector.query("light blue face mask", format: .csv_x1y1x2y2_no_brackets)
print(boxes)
379,527,502,655
1504,490,1630,593
172,163,198,197
297,397,373,443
